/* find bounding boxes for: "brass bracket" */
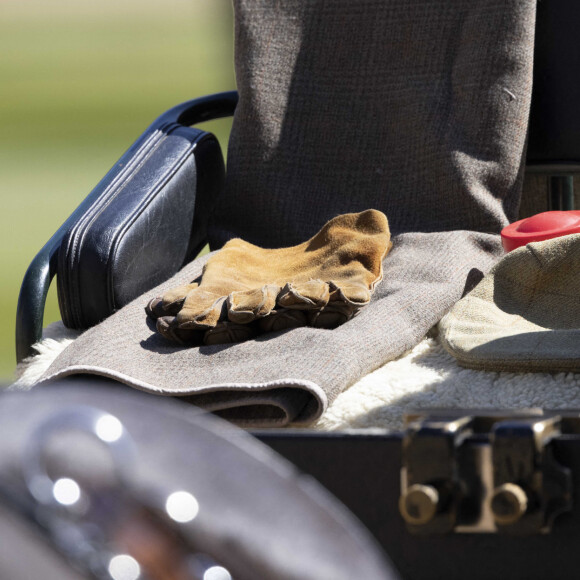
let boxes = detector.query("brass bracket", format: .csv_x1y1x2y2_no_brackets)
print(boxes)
399,410,574,534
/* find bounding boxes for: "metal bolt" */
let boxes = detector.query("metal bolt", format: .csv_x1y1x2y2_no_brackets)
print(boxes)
490,483,528,526
399,484,439,525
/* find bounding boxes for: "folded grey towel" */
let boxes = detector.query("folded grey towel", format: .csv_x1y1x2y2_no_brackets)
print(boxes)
41,233,501,426
39,0,535,426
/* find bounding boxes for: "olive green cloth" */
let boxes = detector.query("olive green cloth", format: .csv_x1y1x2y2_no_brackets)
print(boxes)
439,234,580,372
147,210,392,345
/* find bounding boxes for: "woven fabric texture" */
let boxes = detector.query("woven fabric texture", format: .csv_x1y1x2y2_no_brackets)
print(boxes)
439,234,580,372
43,233,501,426
209,0,535,248
40,0,535,426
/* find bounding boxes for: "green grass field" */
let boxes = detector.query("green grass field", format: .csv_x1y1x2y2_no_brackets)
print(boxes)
0,0,234,380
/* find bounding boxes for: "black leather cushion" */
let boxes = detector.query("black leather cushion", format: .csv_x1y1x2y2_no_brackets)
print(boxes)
57,125,224,330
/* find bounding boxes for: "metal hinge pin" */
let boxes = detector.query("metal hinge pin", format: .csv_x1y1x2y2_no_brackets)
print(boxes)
490,483,528,526
399,484,439,525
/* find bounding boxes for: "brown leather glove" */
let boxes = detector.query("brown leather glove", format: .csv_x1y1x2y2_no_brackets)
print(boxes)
146,209,392,345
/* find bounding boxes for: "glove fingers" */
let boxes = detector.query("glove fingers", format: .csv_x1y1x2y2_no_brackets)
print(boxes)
157,316,256,346
176,289,227,329
328,280,371,307
258,309,308,333
227,284,280,324
277,280,330,310
146,283,199,319
204,321,257,346
156,316,206,345
307,304,355,329
307,282,371,329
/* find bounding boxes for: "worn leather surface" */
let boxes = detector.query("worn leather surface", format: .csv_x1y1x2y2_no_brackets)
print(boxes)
57,125,224,330
147,209,392,345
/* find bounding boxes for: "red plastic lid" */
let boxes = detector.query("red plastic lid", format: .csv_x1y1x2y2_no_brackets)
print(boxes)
501,210,580,252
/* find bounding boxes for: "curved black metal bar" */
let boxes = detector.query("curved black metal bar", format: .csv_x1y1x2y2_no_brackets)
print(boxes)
15,90,239,363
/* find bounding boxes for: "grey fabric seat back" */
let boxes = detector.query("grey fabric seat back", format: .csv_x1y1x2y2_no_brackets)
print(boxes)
207,0,535,250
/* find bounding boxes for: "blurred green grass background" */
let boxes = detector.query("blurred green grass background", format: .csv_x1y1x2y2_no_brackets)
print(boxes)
1,0,234,380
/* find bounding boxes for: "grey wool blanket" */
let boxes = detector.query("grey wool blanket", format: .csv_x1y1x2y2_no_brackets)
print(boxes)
39,0,536,427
